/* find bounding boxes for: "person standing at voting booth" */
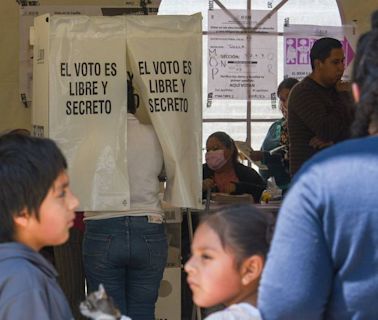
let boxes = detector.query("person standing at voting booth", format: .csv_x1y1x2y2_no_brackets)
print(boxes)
258,12,378,319
288,37,355,176
203,131,266,203
83,81,168,319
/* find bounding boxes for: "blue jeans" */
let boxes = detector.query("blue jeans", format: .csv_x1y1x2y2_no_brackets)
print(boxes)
83,216,168,319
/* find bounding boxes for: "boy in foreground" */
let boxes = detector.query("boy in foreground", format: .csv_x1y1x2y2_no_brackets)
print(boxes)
0,133,79,319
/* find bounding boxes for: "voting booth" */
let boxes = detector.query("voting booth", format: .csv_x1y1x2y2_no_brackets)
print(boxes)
31,13,203,320
31,13,203,211
156,206,182,320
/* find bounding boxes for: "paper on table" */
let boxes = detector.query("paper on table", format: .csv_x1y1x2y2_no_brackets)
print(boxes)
234,140,268,170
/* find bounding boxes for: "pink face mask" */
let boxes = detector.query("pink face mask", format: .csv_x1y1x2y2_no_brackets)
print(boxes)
205,149,227,171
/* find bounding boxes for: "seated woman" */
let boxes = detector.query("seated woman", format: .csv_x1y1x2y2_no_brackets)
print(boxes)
203,131,266,203
250,78,298,193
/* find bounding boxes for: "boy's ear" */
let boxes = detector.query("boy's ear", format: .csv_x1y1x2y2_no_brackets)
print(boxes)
240,255,264,286
13,208,32,228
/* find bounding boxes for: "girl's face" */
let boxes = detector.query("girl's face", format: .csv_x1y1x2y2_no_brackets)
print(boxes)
184,222,243,308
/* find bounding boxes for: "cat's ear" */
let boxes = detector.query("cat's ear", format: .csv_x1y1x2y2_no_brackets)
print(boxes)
98,283,108,299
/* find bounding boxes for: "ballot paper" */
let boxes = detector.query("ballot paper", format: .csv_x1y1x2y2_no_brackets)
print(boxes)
269,144,287,155
234,140,268,170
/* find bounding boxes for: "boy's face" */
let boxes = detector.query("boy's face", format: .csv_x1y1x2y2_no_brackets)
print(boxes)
17,171,79,251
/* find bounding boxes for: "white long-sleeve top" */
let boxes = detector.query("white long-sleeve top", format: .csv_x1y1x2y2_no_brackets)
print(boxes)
85,113,164,220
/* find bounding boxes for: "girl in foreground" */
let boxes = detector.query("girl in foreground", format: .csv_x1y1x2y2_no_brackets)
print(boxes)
185,204,272,319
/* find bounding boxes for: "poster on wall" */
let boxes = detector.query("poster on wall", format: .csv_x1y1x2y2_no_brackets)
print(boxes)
284,24,357,81
19,2,161,108
126,14,203,209
33,14,129,211
207,9,277,103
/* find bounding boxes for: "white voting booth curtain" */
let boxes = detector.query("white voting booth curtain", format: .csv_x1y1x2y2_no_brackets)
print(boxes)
32,14,203,211
126,14,203,210
48,15,129,211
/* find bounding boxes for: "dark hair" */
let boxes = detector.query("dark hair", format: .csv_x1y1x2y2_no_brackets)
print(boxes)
277,77,299,96
3,128,31,136
310,37,342,70
0,133,67,242
207,131,239,165
351,10,378,137
127,80,137,114
200,204,273,267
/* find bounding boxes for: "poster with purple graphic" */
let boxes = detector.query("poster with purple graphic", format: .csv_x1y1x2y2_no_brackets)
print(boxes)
284,24,357,81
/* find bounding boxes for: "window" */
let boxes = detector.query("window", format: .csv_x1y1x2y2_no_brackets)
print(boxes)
158,0,342,154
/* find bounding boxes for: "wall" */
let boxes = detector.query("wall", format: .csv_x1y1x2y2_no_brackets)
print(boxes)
0,0,30,131
338,0,377,33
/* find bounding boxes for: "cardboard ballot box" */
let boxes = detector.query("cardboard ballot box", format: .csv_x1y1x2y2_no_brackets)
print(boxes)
155,267,181,320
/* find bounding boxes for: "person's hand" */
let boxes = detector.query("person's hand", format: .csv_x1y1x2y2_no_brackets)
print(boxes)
202,178,215,191
249,150,263,162
309,136,333,149
336,80,352,92
224,182,236,194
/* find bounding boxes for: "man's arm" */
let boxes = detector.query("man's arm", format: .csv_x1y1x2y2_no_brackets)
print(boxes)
309,136,334,149
258,168,333,320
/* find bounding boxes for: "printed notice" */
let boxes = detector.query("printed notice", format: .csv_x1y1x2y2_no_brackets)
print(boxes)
207,9,277,101
60,61,118,116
